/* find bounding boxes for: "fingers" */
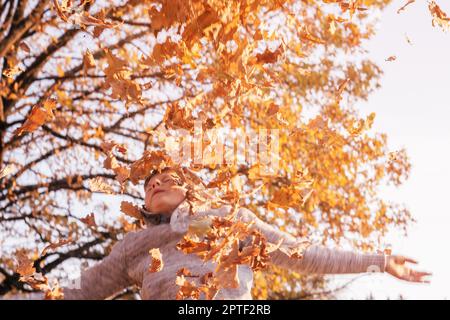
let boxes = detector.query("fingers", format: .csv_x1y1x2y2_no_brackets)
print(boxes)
403,256,418,264
403,270,433,283
393,255,418,265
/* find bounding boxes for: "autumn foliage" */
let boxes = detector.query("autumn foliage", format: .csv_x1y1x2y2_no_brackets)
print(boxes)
0,0,447,299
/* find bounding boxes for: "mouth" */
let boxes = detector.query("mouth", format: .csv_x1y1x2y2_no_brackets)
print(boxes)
152,189,165,197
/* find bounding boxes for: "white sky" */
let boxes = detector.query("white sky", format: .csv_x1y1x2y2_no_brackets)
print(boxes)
334,0,450,299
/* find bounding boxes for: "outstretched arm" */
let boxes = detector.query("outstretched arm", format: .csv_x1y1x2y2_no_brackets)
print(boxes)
236,207,431,281
62,237,133,300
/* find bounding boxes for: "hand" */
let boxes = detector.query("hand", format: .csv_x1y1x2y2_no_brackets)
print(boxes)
385,255,432,283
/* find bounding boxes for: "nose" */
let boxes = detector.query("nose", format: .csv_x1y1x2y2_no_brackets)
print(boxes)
151,179,161,189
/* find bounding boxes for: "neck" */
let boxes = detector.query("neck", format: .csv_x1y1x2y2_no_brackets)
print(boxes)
141,205,173,216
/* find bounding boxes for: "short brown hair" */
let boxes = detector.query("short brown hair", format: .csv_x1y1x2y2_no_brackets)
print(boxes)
143,167,178,189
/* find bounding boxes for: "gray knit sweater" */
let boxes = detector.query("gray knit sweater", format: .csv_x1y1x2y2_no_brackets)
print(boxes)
63,200,386,300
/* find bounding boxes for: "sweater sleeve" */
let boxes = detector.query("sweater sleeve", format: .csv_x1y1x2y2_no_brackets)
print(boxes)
62,236,133,300
236,207,386,274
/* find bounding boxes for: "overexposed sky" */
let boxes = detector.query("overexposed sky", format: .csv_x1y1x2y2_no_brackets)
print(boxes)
334,0,450,299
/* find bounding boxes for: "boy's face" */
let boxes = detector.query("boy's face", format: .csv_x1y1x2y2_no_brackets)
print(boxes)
144,170,187,214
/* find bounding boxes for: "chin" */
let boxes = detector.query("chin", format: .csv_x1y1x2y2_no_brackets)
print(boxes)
150,195,180,213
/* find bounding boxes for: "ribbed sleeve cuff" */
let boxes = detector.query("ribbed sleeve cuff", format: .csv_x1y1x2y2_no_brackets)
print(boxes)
363,253,386,273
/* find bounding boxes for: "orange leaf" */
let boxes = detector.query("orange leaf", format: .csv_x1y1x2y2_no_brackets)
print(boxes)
385,55,397,62
0,164,14,180
80,212,97,228
397,0,415,14
120,201,142,219
15,249,36,277
88,177,114,194
429,1,450,31
148,248,163,273
14,99,56,136
41,237,74,256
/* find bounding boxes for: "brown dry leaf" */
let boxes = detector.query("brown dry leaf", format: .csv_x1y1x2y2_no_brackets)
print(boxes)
15,250,36,277
266,103,280,117
103,153,119,170
100,140,127,154
103,49,142,102
73,11,122,29
198,272,219,300
14,99,57,136
88,177,114,194
148,248,163,273
397,0,415,14
175,275,201,300
83,49,96,72
388,150,400,162
129,150,173,184
0,164,14,180
163,102,195,131
3,66,22,78
278,241,312,259
299,25,326,45
347,112,376,136
176,267,196,277
80,212,96,227
255,45,284,64
213,240,240,289
113,166,130,185
188,217,213,237
52,0,70,22
330,17,338,34
41,237,74,256
44,281,64,300
100,140,130,184
385,55,397,62
19,42,31,53
337,78,349,94
120,201,142,219
429,1,450,31
405,33,413,45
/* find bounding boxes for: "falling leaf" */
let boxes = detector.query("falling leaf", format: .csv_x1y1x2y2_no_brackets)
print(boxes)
80,212,97,227
148,248,163,273
83,49,96,70
278,241,311,259
100,140,127,154
120,201,142,219
14,99,57,136
188,217,213,237
72,11,123,29
385,55,397,62
347,112,376,136
19,42,31,53
44,280,64,300
41,237,74,256
329,19,336,35
266,103,280,117
336,78,350,102
397,0,415,14
129,150,173,184
428,1,450,31
255,45,284,64
103,49,142,102
175,274,201,300
88,177,114,194
0,164,14,180
3,66,22,78
177,267,197,277
15,249,36,277
405,33,413,45
52,0,70,22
